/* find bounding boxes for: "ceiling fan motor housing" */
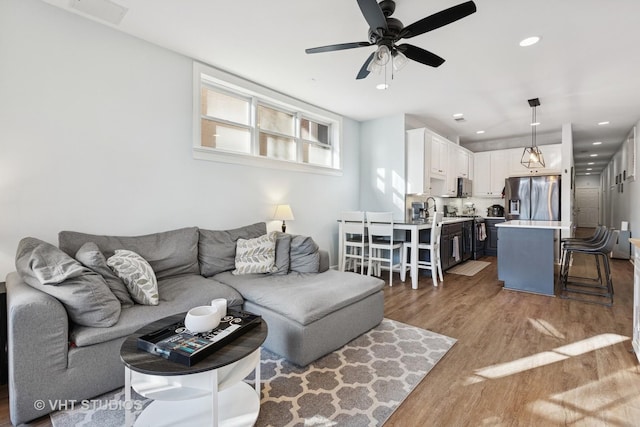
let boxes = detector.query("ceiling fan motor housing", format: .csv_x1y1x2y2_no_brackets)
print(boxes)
368,17,403,46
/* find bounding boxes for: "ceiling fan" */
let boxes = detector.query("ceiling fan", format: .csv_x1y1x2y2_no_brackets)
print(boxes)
305,0,477,80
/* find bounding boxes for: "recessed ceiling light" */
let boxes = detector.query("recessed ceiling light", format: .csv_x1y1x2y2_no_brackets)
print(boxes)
598,121,610,126
593,141,602,145
590,154,598,157
376,83,389,90
530,122,541,126
587,168,593,171
588,162,595,165
586,173,591,175
453,113,464,118
476,130,485,134
519,36,540,47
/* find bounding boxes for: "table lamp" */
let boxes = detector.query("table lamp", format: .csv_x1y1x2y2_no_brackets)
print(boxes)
273,204,294,232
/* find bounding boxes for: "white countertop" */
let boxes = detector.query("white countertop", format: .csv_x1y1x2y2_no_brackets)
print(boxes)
495,220,572,230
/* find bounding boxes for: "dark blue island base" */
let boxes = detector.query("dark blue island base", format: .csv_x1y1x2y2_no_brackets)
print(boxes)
497,227,556,296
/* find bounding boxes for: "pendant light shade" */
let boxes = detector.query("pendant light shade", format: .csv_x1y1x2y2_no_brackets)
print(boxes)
521,98,545,169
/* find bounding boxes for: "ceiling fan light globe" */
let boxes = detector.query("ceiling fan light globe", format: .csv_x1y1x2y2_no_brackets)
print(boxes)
373,45,391,66
392,51,408,71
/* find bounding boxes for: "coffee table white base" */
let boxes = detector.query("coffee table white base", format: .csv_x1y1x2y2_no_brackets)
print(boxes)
125,348,261,427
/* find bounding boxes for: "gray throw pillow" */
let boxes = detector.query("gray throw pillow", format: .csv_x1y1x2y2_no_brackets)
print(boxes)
75,242,134,307
15,237,121,327
232,232,278,275
199,222,267,277
289,235,320,273
107,250,159,306
271,232,292,275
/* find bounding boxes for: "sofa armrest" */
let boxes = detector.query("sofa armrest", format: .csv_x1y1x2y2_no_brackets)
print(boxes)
6,272,70,423
319,250,330,273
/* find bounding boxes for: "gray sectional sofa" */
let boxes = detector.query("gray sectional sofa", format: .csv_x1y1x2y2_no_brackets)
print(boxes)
6,223,384,425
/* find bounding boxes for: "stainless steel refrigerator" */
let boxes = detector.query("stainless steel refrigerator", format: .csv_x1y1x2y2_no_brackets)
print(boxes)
505,175,561,220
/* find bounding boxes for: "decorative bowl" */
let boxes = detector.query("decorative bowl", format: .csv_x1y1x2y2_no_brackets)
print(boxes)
184,306,221,333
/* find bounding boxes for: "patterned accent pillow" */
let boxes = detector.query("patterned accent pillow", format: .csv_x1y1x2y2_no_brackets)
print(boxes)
107,250,159,305
232,232,277,275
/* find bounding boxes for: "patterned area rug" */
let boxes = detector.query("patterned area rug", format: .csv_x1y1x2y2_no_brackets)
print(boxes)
50,319,456,427
447,260,491,276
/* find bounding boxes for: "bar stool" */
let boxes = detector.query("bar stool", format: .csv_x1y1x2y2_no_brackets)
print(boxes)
560,228,619,306
366,212,406,286
558,225,608,282
339,211,368,274
402,212,444,287
559,226,609,285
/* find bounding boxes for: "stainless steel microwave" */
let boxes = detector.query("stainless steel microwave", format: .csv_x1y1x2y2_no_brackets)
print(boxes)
457,177,472,198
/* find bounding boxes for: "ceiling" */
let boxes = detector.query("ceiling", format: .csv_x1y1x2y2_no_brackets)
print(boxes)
42,0,640,176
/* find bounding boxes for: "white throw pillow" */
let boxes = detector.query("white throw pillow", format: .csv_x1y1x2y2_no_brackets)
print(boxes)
107,249,159,305
233,232,277,275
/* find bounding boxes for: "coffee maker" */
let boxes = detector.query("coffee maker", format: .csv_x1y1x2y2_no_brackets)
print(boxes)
411,201,427,222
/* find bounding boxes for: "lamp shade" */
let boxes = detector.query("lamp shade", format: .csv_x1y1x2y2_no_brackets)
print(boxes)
273,204,294,221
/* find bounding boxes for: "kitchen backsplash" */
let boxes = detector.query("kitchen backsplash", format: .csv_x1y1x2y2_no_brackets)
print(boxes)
406,194,505,219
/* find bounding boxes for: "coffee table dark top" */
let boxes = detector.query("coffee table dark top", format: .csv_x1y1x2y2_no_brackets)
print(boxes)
120,312,267,376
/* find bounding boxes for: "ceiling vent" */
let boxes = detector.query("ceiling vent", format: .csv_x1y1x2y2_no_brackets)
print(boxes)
454,117,466,123
70,0,128,25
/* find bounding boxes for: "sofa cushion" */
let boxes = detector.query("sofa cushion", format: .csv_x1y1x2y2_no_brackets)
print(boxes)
199,222,267,277
58,227,200,280
271,232,291,275
214,270,384,326
233,232,277,275
75,242,134,307
70,275,244,347
107,250,159,305
15,237,121,327
289,235,320,273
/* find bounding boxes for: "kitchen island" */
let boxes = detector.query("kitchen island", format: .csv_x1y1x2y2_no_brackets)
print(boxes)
496,220,572,296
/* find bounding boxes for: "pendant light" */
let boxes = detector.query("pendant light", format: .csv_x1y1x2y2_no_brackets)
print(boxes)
521,98,545,168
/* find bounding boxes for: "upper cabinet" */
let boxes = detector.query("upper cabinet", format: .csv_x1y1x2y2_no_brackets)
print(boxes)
431,136,448,179
508,144,562,176
406,128,431,195
406,127,474,197
473,150,509,197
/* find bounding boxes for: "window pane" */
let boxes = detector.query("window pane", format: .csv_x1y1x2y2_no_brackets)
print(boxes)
258,105,294,136
201,87,249,125
259,133,295,160
301,119,329,144
201,119,251,153
303,142,332,167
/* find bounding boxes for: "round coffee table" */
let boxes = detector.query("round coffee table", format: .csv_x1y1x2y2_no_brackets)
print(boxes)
120,312,267,427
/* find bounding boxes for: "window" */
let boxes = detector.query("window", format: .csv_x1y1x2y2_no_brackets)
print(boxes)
193,62,342,174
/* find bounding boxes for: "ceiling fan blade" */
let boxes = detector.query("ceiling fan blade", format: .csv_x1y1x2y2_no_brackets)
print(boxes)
357,0,388,36
356,52,375,80
397,44,445,67
400,1,477,39
305,41,373,54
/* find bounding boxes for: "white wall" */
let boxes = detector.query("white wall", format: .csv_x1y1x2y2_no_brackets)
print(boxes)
575,175,601,188
0,0,362,277
359,114,406,220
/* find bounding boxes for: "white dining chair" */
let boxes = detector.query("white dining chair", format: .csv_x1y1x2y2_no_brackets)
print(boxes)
403,211,444,287
366,212,406,286
340,211,368,274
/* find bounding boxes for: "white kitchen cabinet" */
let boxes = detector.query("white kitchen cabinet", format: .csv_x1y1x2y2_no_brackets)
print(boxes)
473,150,508,197
406,128,431,195
443,145,471,197
508,144,562,176
431,136,448,178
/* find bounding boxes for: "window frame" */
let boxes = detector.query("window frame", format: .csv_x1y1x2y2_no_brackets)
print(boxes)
193,62,343,175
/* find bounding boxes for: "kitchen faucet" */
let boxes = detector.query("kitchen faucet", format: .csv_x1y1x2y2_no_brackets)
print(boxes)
426,197,437,215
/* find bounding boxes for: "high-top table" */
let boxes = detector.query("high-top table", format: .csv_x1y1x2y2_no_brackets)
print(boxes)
120,313,267,427
496,220,572,296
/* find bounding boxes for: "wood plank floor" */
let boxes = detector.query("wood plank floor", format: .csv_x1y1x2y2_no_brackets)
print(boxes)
2,230,638,426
